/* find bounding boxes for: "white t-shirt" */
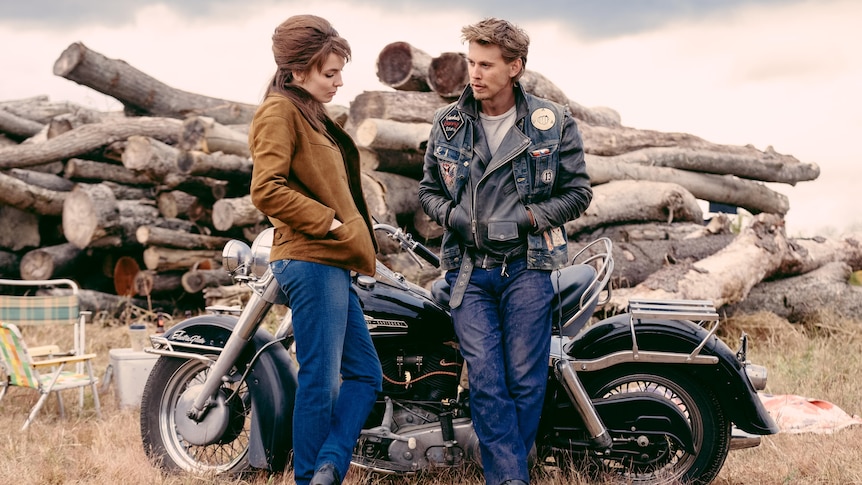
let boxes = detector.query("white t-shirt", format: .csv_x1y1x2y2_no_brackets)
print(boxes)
479,105,517,156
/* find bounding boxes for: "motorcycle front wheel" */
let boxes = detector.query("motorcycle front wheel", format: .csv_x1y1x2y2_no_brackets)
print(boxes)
584,366,731,485
140,356,252,474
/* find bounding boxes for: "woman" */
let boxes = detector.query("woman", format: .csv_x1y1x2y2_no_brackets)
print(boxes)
248,15,382,485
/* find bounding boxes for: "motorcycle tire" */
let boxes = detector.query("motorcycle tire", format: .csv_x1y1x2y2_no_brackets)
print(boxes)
140,356,252,475
583,365,731,485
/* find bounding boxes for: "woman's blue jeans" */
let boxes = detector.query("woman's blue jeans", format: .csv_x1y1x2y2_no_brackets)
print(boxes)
446,258,553,485
271,259,382,485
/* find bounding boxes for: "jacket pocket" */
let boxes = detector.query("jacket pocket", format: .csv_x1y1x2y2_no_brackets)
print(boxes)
487,221,519,242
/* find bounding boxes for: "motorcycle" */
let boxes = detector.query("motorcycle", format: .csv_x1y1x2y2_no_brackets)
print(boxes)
140,223,778,484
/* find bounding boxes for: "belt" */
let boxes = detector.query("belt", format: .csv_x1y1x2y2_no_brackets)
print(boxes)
469,248,526,269
449,247,527,309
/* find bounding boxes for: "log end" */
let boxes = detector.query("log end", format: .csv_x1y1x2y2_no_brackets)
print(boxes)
428,52,468,98
52,42,87,77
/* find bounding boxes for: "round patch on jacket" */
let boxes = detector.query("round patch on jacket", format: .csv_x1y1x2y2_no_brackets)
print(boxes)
531,108,555,131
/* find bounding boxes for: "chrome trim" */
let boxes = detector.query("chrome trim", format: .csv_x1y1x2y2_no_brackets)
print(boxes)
559,349,719,372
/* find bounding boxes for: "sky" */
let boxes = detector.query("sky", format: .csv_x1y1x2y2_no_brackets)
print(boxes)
1,0,859,237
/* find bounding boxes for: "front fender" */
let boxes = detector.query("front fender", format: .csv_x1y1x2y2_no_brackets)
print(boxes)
161,314,297,471
565,314,778,435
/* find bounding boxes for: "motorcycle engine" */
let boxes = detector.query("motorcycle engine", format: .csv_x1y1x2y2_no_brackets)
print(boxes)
379,347,462,403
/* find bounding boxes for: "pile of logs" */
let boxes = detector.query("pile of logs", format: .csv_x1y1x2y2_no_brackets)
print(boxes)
0,40,859,323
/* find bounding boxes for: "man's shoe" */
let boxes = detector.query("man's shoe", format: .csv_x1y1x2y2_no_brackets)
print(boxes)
310,463,340,485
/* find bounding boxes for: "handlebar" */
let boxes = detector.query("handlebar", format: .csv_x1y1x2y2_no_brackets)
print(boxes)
373,223,441,269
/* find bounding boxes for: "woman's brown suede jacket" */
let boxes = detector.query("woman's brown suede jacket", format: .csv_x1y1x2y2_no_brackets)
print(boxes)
249,93,378,276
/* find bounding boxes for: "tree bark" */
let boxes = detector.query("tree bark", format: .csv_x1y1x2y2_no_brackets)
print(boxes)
773,232,862,276
518,70,622,127
565,180,703,237
156,190,198,219
62,183,160,248
724,262,862,322
53,42,258,125
134,269,183,296
211,195,265,231
586,156,790,215
142,246,220,272
354,118,431,153
136,225,232,250
0,107,45,139
361,170,421,224
181,268,234,294
0,170,68,216
347,91,449,127
0,116,182,170
6,167,75,192
375,41,433,92
357,146,425,179
64,158,155,186
593,146,818,185
176,150,252,180
607,213,793,311
178,115,251,157
19,242,85,280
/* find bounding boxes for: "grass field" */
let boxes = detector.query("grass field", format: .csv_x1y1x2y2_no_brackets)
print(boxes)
1,310,861,484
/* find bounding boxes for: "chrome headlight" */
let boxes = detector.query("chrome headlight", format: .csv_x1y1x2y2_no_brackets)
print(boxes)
222,239,252,276
249,227,274,278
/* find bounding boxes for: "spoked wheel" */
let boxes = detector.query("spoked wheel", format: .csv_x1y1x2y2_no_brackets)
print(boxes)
584,366,730,485
140,356,252,474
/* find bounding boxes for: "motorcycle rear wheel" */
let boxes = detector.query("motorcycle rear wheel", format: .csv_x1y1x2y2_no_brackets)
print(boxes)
584,366,730,485
140,356,252,474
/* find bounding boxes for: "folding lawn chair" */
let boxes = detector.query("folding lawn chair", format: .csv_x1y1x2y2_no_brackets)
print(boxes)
0,321,101,431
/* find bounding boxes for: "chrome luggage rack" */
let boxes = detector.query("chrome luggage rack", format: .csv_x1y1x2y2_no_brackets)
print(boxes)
627,298,720,362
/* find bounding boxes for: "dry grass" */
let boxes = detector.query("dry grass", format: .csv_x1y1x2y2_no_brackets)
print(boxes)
1,311,861,484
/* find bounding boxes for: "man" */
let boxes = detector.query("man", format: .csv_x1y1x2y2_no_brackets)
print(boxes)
418,17,592,485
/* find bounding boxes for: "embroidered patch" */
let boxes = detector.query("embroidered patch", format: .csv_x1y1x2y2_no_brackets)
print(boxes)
439,161,458,194
550,227,566,246
541,169,554,184
530,108,555,131
440,109,464,141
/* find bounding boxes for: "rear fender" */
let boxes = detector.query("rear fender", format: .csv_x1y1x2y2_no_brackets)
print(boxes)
565,314,778,435
161,315,297,471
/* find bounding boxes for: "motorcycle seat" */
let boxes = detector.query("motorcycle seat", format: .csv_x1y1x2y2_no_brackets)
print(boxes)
429,263,598,337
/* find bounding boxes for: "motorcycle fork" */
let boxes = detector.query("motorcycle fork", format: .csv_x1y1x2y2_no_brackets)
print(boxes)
554,359,613,449
186,274,279,421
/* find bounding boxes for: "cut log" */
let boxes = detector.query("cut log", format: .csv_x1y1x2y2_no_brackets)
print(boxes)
113,255,140,296
0,205,41,250
586,156,790,215
347,91,449,127
774,232,862,276
102,181,156,201
518,70,621,127
62,183,160,248
357,146,425,179
47,109,126,139
181,269,234,294
0,96,82,124
607,213,792,311
0,107,45,139
53,42,258,125
19,242,85,280
725,262,862,322
122,135,182,183
375,41,432,92
156,190,198,219
570,220,735,289
565,180,703,237
178,115,251,157
39,287,169,318
176,150,252,180
413,210,443,241
211,195,265,232
0,170,67,216
361,170,421,223
0,116,182,169
134,269,183,296
6,168,75,192
64,158,155,186
143,246,220,272
428,52,468,98
136,225,232,250
593,146,818,185
354,118,431,153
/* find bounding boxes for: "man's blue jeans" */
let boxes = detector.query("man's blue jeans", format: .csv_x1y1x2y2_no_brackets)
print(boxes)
271,259,382,485
446,258,553,485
